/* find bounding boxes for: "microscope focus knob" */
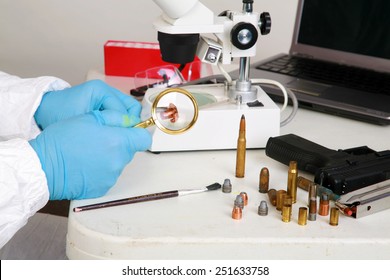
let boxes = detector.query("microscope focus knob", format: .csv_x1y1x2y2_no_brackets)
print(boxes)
230,22,259,50
259,12,271,35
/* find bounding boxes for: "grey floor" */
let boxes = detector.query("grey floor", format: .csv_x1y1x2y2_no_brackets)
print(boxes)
0,213,68,260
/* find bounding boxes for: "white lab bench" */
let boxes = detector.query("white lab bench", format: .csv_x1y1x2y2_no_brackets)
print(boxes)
66,71,390,259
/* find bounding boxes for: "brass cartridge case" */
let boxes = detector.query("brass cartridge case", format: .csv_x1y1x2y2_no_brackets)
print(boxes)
267,189,277,206
282,204,292,223
287,161,298,203
232,206,242,220
298,207,308,226
259,167,270,193
297,176,311,192
284,195,293,207
235,115,246,178
276,190,287,211
329,207,339,226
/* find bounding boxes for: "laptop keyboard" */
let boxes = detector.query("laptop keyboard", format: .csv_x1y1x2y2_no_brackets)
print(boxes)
256,55,390,95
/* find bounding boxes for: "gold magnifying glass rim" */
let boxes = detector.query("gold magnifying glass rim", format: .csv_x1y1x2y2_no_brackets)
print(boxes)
135,87,199,135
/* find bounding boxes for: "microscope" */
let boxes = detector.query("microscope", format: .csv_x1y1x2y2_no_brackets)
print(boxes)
141,0,280,151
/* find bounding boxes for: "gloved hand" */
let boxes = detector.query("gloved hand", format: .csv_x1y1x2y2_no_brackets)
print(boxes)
29,110,152,200
34,79,141,129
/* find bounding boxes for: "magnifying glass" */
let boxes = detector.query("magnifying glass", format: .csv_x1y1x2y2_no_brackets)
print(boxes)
134,88,199,134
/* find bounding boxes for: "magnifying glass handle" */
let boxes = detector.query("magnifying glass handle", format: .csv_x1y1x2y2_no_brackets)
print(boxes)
134,118,156,129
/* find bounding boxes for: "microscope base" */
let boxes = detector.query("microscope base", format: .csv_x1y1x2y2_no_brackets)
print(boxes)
141,85,280,152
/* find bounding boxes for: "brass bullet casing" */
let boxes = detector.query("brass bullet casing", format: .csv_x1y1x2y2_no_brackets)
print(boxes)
259,167,270,193
287,161,298,204
267,189,277,206
298,207,308,226
235,115,246,178
318,193,330,216
232,206,242,220
297,176,311,192
329,207,339,226
282,204,292,223
276,190,287,211
284,195,293,207
240,192,248,206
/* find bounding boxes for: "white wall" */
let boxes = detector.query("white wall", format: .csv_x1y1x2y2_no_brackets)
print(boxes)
0,0,298,85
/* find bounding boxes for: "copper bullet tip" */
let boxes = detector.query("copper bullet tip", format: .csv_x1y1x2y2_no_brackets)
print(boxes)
232,206,242,220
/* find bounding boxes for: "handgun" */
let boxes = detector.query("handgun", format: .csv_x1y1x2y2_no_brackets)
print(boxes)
265,133,390,195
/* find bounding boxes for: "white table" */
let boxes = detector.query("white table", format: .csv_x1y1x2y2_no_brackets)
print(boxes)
66,71,390,259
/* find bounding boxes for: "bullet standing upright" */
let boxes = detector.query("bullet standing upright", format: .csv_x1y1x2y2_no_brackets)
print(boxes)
235,114,246,178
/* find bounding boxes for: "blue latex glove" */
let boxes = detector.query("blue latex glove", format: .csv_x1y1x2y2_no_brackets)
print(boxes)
35,79,141,129
29,110,152,200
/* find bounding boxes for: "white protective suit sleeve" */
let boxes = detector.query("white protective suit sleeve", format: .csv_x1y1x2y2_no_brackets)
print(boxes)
0,71,70,248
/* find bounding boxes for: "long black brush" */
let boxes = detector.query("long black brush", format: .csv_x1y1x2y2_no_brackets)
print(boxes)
73,182,221,212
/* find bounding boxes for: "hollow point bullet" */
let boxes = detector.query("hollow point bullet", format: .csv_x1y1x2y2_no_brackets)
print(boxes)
235,115,246,178
259,167,269,193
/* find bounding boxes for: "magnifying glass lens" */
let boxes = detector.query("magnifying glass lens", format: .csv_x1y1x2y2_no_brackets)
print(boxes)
154,91,196,132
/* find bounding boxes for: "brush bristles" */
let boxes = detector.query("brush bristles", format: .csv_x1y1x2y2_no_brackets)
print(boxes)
206,183,222,191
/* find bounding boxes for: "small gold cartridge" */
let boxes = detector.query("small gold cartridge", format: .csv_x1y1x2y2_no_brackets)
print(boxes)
282,204,292,223
298,207,308,226
329,207,339,226
259,167,270,193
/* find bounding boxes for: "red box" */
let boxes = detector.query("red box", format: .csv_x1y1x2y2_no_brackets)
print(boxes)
104,40,200,80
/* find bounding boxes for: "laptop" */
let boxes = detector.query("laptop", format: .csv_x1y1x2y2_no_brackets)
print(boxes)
247,0,390,125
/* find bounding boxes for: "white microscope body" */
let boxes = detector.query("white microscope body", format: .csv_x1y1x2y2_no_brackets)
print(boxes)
143,0,280,152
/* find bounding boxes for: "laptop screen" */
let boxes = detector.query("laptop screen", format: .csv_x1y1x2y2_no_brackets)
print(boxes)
297,0,390,60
